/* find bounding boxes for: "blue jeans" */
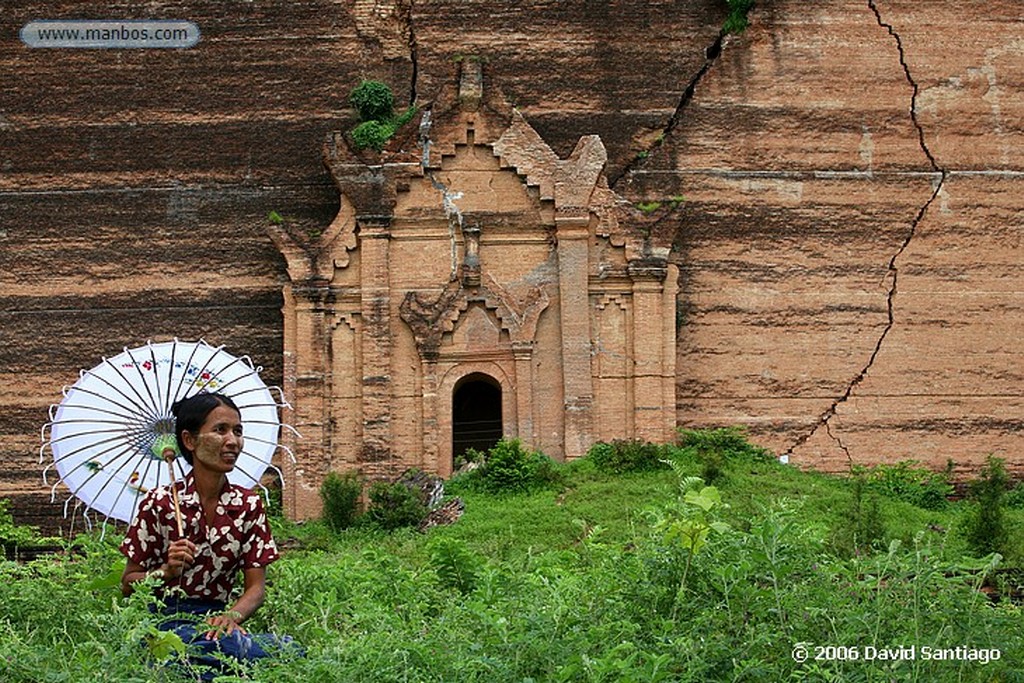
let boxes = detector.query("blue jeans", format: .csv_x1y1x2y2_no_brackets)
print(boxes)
156,598,301,680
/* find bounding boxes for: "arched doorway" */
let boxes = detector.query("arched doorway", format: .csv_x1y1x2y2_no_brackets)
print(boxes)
452,373,503,466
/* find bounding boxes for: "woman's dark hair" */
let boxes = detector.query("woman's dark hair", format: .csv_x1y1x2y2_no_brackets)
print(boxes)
171,392,241,465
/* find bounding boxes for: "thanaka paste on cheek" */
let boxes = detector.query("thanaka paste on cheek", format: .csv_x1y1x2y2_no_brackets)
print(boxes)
199,432,226,447
193,432,241,468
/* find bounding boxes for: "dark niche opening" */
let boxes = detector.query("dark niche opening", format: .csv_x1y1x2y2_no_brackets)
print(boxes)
452,373,503,466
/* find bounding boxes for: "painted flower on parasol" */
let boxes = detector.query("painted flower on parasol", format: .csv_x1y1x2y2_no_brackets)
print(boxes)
41,339,297,526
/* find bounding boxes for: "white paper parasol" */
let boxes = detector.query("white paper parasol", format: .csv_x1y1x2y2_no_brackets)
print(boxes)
41,339,296,526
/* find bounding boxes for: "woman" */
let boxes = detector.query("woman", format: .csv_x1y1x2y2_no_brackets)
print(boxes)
120,392,293,678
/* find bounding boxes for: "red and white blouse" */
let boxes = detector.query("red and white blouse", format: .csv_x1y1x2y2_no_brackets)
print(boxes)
120,473,280,603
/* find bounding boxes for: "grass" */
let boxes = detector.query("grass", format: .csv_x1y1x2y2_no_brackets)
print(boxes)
3,435,1024,681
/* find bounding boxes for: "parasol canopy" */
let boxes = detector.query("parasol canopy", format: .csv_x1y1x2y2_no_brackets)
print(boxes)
41,339,295,525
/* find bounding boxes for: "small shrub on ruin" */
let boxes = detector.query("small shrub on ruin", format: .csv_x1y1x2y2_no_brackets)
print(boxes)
351,120,394,152
449,438,561,494
586,439,669,474
320,471,363,532
723,0,756,34
347,80,418,152
362,480,428,531
349,79,395,122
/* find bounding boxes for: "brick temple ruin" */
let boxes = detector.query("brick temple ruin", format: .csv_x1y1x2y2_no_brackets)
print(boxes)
6,2,1024,531
270,62,677,518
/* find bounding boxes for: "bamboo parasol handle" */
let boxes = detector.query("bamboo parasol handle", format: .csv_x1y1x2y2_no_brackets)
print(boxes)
162,448,185,538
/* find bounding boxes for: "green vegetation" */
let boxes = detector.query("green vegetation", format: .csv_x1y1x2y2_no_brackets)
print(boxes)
319,471,363,532
349,79,395,123
586,439,669,474
348,79,418,152
962,456,1011,558
854,459,955,511
0,500,42,552
447,438,562,495
362,479,429,531
835,472,887,556
723,0,756,35
2,431,1023,681
635,195,686,215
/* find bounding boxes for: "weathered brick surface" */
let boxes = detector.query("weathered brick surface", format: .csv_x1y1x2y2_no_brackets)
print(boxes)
4,0,1023,530
628,0,1024,476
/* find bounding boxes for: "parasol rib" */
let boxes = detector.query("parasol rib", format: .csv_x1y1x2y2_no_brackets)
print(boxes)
60,383,157,423
123,345,163,421
143,342,170,423
175,337,205,404
99,357,163,425
101,439,164,526
47,431,145,471
241,434,295,462
54,439,138,511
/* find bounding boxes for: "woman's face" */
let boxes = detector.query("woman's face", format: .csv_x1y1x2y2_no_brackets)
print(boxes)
184,403,243,474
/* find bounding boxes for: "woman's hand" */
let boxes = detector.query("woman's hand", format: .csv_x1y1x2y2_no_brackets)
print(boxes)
121,538,197,595
200,568,266,640
203,610,246,641
162,538,197,579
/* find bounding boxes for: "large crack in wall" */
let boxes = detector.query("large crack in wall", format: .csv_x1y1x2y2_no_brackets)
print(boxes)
610,34,726,190
405,0,419,105
783,1,948,464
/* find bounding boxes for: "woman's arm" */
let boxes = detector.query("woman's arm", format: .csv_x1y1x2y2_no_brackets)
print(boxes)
203,566,267,639
119,538,196,596
120,559,154,597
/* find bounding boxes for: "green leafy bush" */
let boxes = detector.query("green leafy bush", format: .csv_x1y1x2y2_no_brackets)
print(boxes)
346,80,418,152
453,446,485,472
722,0,755,34
962,456,1010,557
319,471,363,532
0,499,41,551
448,438,561,494
479,439,542,493
586,439,668,474
1004,482,1024,509
349,79,395,122
857,460,953,510
833,474,887,556
350,120,394,152
429,536,481,595
676,426,773,482
362,480,428,531
678,426,771,460
648,470,730,619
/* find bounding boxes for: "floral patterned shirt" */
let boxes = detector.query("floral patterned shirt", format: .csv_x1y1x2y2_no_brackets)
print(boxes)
119,473,280,602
